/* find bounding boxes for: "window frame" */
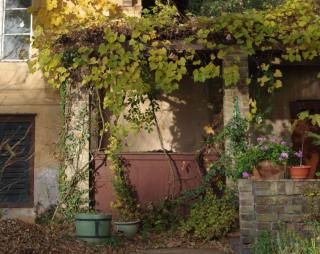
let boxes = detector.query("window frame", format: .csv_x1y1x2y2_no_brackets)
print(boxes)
0,114,35,208
0,0,32,62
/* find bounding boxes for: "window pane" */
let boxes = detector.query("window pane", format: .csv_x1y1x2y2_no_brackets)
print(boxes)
5,10,31,34
5,0,32,9
3,35,30,60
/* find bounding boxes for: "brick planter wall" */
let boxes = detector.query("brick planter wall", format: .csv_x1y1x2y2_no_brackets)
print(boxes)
238,179,320,254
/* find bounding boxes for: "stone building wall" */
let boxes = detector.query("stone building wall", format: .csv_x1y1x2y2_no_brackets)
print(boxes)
239,179,320,254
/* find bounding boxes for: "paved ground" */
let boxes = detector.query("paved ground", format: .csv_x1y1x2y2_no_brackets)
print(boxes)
133,248,227,254
130,235,241,254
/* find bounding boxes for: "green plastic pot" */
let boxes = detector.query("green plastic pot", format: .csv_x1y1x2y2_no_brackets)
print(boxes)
75,213,112,243
114,220,140,238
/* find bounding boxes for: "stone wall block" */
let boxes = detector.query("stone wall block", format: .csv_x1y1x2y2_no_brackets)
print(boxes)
240,199,254,206
240,192,255,202
241,228,255,237
241,213,255,221
255,205,273,214
285,181,295,195
241,236,255,245
256,196,277,206
240,221,255,229
256,222,272,231
285,204,302,214
277,182,286,194
238,179,253,192
256,213,277,222
240,205,255,214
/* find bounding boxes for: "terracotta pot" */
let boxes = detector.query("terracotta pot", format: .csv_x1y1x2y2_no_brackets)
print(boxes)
251,160,284,180
290,165,311,179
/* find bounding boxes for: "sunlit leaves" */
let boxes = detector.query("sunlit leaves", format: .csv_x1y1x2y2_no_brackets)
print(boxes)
223,65,240,87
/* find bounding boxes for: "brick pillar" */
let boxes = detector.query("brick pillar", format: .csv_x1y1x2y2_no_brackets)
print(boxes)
223,50,250,126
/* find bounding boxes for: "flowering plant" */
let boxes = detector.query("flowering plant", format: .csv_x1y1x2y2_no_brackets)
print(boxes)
236,136,292,178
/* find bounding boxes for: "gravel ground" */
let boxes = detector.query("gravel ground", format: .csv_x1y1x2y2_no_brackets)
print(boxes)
0,219,234,254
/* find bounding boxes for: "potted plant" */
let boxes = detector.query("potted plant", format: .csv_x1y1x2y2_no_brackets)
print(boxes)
111,156,141,238
290,149,311,179
237,136,292,180
290,117,314,179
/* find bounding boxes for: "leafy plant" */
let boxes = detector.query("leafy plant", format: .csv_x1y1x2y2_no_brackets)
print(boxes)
253,224,320,254
141,199,181,233
253,230,273,254
188,0,284,16
308,132,320,147
236,136,292,177
180,189,236,240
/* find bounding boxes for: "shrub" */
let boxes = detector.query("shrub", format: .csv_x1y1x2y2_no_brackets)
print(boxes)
188,0,284,16
253,223,320,254
180,189,236,239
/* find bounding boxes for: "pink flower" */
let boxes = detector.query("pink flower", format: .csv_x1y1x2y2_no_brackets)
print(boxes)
294,150,303,158
242,172,251,178
279,152,289,160
280,141,287,146
257,137,266,142
270,136,277,143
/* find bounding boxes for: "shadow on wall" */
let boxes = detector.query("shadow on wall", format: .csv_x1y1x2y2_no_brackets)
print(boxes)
123,75,223,153
160,76,223,152
251,66,320,137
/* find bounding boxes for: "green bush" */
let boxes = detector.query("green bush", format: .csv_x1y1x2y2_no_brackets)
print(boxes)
188,0,284,16
253,223,320,254
180,189,236,239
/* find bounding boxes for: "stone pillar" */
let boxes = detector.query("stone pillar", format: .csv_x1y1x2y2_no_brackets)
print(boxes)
238,179,256,254
223,50,250,125
63,84,90,208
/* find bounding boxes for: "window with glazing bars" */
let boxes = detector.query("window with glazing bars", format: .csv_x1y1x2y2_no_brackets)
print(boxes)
0,0,32,60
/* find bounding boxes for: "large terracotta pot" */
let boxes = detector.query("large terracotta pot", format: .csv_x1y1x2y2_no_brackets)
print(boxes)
252,160,285,180
290,165,311,179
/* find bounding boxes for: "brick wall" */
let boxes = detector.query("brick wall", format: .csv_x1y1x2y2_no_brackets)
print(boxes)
238,179,320,254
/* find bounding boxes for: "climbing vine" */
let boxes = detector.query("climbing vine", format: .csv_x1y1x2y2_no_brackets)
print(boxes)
30,0,320,219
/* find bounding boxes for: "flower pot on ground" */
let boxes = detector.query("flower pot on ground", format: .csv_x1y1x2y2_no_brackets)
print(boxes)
114,220,140,238
290,165,311,179
75,213,112,243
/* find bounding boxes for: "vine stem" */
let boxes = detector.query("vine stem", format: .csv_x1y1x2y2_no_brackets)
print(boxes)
149,97,182,198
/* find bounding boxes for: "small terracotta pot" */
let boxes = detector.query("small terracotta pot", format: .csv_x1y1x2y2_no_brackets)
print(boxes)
290,165,311,179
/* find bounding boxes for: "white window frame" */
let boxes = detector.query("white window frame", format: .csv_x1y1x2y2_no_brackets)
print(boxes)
0,0,32,62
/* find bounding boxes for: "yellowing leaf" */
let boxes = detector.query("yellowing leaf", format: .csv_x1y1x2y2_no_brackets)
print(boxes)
274,69,283,78
261,63,270,71
272,57,281,64
274,79,283,88
204,126,215,135
258,75,270,86
246,112,253,122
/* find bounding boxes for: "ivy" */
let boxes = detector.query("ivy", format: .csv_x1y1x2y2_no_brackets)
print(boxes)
31,0,320,219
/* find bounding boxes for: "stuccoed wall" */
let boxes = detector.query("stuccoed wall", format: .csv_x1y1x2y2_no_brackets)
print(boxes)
258,66,320,135
123,76,223,152
0,62,61,222
239,179,320,254
0,0,144,223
